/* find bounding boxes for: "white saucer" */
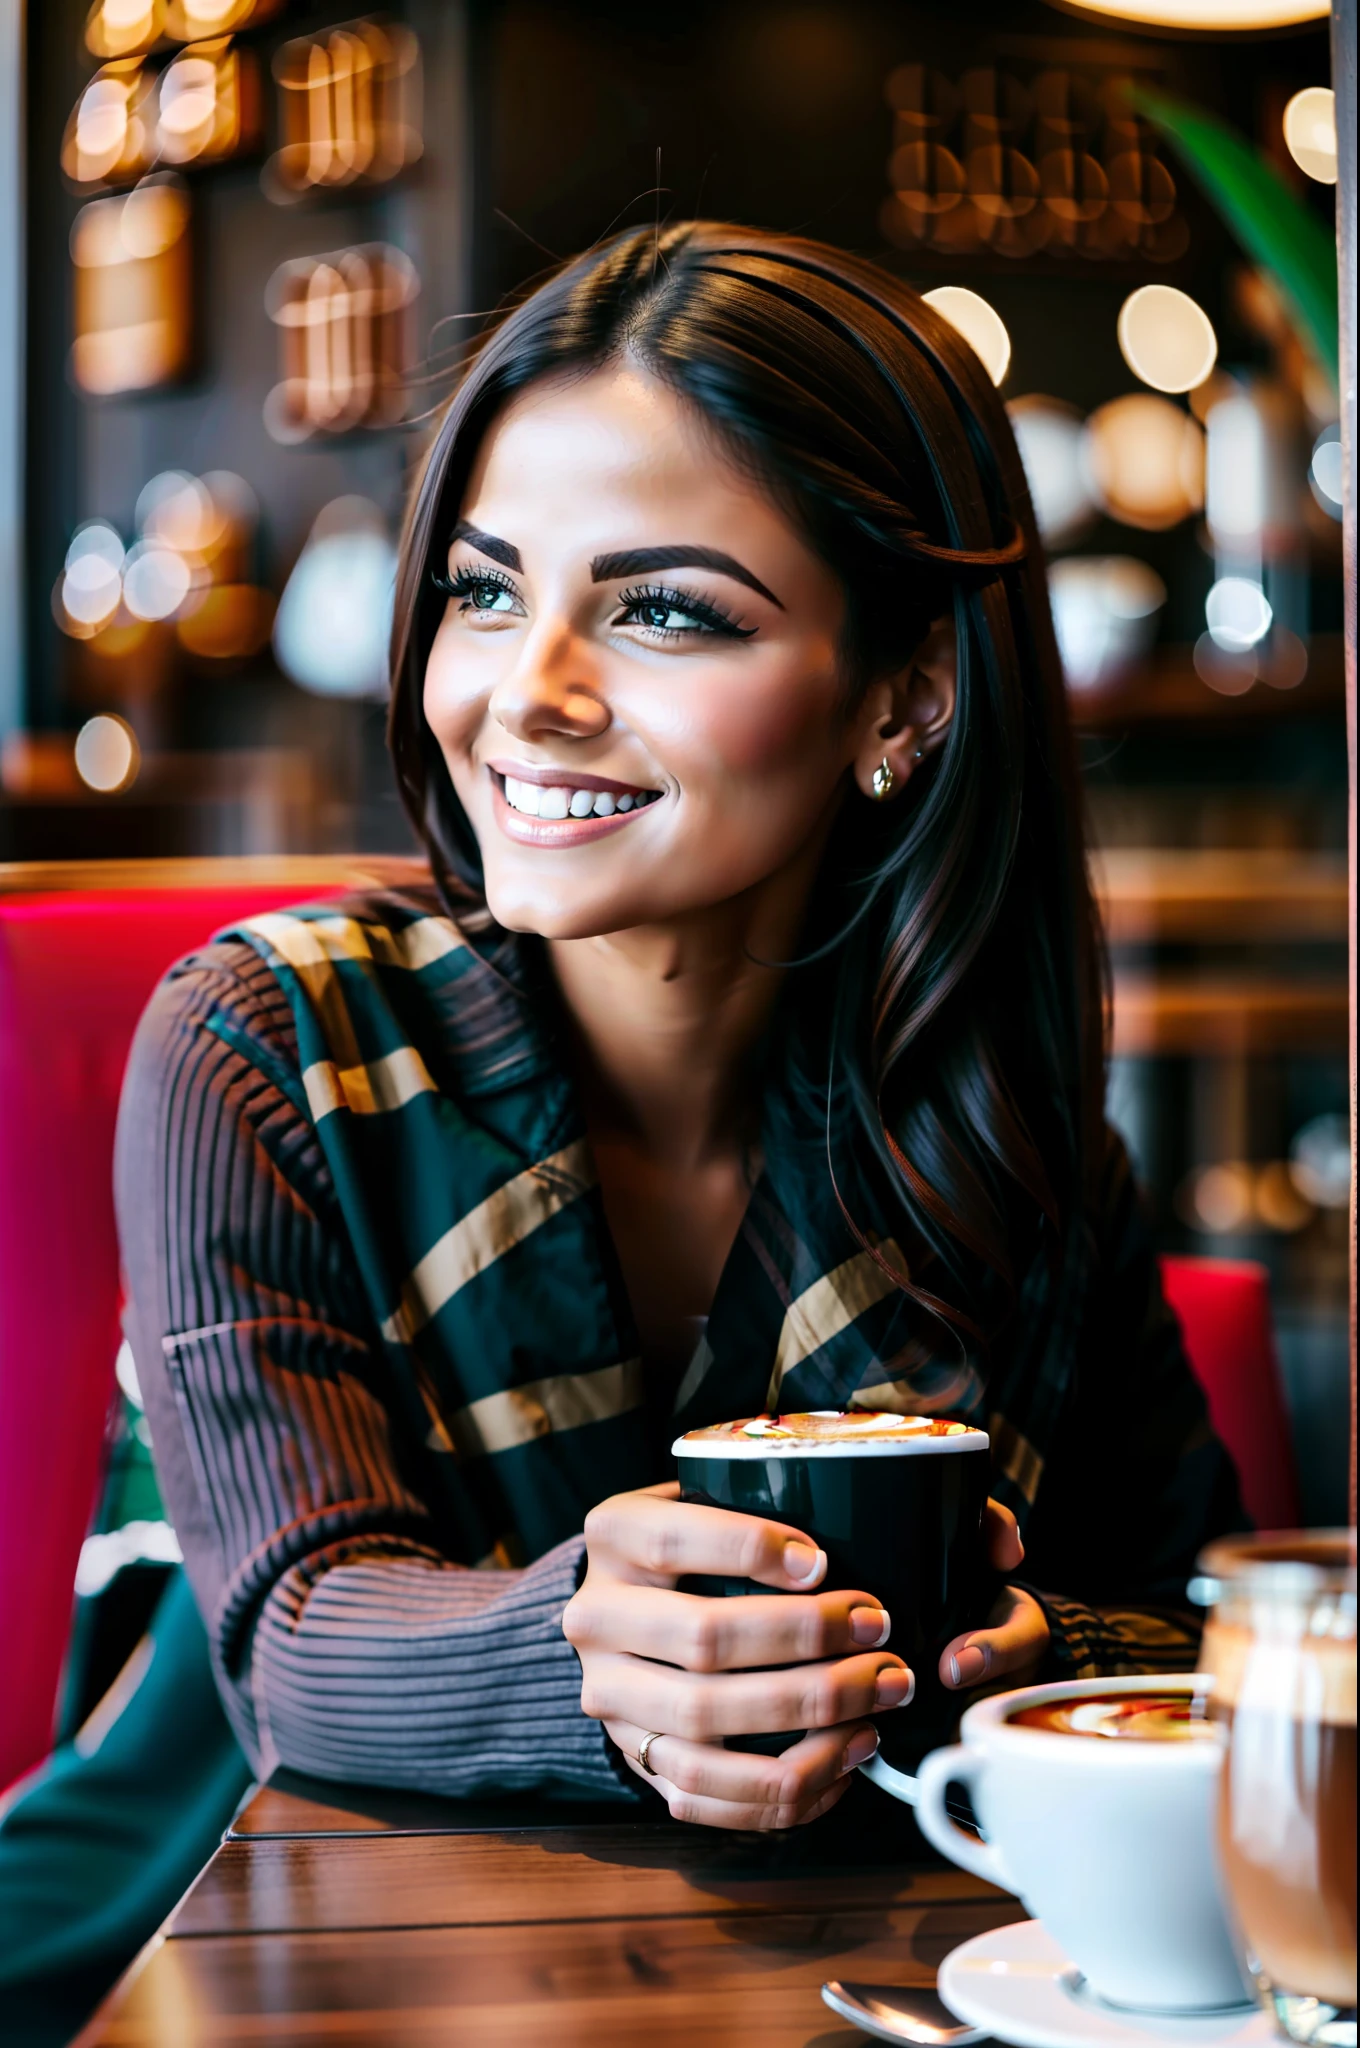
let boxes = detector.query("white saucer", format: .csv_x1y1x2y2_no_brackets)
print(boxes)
938,1921,1273,2048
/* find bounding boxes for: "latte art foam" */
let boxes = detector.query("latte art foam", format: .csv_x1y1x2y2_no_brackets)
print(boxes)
674,1410,989,1458
1009,1692,1218,1741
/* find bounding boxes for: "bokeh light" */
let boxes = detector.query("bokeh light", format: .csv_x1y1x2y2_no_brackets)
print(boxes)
74,714,140,793
1048,555,1166,693
1007,397,1094,545
1117,285,1217,396
121,539,194,621
1050,3,1328,25
272,498,396,698
1282,86,1337,185
1205,576,1273,652
922,285,1011,386
1309,425,1344,518
1289,1114,1352,1210
84,0,165,61
57,522,125,636
1082,393,1204,531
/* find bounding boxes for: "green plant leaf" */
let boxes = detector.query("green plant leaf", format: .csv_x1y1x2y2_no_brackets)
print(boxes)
1132,86,1339,379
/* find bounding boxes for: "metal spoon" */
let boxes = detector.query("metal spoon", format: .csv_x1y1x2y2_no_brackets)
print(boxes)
820,1980,988,2044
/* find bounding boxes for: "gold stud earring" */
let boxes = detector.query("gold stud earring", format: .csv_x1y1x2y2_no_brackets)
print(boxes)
871,757,895,800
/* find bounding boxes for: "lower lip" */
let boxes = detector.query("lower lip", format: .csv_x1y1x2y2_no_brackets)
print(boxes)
490,778,659,848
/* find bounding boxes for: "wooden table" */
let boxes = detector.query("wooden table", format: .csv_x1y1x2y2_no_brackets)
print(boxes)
74,1769,1022,2046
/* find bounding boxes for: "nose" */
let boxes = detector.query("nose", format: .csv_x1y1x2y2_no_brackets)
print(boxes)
489,616,610,745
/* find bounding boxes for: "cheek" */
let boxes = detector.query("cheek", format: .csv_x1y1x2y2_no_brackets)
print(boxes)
653,648,846,789
422,621,494,756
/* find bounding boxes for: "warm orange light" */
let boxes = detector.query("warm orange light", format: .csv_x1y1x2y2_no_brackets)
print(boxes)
163,0,284,40
1083,394,1205,531
69,179,193,395
268,20,421,198
84,0,164,61
156,40,258,167
265,245,418,438
63,63,155,187
177,585,275,659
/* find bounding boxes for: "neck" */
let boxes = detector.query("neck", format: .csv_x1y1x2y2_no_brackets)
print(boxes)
548,836,826,1172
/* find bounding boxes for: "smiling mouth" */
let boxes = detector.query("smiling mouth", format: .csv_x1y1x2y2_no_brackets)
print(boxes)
492,769,663,822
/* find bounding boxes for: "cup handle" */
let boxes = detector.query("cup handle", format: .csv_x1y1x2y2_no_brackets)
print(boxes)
912,1743,1013,1890
857,1752,921,1804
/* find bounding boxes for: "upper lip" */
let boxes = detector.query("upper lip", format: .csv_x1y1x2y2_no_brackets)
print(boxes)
487,758,658,797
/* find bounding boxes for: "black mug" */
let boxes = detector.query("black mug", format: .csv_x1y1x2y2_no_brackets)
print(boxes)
674,1411,991,1773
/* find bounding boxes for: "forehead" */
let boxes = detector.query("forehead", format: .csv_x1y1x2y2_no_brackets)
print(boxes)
460,365,800,556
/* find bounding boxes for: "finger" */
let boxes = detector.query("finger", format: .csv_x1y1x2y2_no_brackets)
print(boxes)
629,1753,854,1832
564,1582,892,1669
583,1491,829,1590
940,1586,1049,1690
983,1497,1024,1571
581,1648,914,1738
606,1718,879,1816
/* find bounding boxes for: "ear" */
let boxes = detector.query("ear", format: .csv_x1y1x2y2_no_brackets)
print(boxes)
851,616,957,801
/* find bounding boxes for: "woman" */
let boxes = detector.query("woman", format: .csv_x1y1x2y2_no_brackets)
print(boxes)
114,222,1242,1833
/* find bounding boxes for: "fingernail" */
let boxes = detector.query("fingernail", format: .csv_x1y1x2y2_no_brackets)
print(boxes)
842,1727,880,1772
849,1606,891,1648
783,1542,825,1582
874,1666,914,1709
947,1644,988,1688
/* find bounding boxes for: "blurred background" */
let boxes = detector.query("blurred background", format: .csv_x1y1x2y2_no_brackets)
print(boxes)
0,0,1349,1520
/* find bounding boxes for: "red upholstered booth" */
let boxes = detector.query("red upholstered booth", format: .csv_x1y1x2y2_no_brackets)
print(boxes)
0,858,423,1796
1159,1254,1301,1535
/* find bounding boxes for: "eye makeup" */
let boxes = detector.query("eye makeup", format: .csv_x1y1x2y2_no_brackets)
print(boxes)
431,560,757,642
614,583,757,640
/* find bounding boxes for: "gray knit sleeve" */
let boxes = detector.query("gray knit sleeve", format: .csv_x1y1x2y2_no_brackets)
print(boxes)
114,942,634,1802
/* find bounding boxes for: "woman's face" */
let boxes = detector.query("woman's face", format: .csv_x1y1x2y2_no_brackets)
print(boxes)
423,365,878,941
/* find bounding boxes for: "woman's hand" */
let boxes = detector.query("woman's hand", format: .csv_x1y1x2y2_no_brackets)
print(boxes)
940,1498,1050,1696
563,1482,913,1831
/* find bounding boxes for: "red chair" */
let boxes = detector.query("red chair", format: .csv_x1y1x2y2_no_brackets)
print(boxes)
0,857,424,1795
1159,1254,1301,1533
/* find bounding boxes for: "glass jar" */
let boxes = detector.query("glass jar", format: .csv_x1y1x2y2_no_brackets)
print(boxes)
1195,1531,1356,2046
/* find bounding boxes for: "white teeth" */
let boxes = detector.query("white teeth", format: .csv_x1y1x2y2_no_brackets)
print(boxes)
502,777,658,820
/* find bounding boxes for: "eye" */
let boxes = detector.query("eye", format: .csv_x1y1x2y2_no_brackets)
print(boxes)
615,584,755,642
432,564,525,619
631,598,701,634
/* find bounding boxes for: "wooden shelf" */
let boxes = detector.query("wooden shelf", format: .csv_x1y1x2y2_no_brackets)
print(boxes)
0,854,430,895
1111,976,1348,1057
1072,633,1345,729
1094,848,1349,944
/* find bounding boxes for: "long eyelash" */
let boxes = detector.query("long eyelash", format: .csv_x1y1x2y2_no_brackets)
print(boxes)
617,582,756,638
430,562,520,602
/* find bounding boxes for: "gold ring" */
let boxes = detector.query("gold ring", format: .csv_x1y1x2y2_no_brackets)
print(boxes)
637,1731,662,1776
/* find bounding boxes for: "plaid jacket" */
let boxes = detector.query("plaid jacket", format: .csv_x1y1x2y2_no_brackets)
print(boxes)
215,882,1244,1679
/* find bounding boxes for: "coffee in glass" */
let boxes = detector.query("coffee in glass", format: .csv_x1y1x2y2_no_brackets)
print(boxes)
1197,1531,1356,2043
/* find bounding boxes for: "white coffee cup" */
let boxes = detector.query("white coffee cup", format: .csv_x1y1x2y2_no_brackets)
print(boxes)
874,1673,1251,2015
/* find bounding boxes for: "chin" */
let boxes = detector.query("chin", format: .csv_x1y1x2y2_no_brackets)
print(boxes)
481,872,661,941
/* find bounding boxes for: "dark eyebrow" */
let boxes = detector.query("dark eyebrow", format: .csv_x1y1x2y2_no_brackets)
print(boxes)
450,521,522,572
590,546,785,610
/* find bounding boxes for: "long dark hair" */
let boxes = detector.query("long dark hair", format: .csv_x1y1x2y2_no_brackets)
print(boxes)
389,222,1106,1364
